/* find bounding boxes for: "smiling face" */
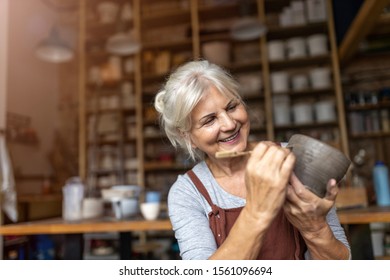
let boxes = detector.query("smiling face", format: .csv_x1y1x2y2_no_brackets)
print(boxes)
189,86,250,159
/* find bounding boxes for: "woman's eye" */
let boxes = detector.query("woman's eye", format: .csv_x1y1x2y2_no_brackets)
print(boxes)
202,117,215,126
227,103,238,111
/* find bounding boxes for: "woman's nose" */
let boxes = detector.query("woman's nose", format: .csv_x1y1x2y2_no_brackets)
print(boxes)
220,112,235,131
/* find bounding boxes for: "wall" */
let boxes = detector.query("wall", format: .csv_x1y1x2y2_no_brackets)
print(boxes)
7,0,78,195
0,0,9,130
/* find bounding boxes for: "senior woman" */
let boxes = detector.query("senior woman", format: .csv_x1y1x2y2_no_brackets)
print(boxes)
154,60,350,260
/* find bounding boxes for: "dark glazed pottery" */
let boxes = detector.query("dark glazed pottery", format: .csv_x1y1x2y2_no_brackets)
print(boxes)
287,134,351,197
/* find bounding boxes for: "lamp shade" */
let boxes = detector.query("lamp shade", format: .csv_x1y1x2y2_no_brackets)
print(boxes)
35,27,74,63
106,31,141,56
231,17,267,41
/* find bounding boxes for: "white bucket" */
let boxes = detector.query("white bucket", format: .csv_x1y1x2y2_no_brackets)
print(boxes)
62,177,85,221
310,67,331,89
286,37,306,59
291,74,309,91
292,102,313,124
268,40,285,61
307,34,328,56
271,71,289,93
82,198,104,219
273,95,291,126
314,100,336,122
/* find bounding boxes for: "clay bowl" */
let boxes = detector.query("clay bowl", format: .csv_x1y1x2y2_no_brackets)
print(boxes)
287,134,351,198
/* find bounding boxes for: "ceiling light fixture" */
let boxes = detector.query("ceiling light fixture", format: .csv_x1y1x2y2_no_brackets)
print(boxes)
106,30,141,56
230,0,267,41
35,26,74,63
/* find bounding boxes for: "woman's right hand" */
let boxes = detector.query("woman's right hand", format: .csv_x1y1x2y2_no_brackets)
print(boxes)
244,141,296,223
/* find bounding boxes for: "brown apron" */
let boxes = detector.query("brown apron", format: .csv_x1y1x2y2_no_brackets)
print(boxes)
187,170,307,260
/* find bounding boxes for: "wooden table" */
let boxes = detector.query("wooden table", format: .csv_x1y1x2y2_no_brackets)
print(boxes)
337,206,390,259
0,217,172,260
337,206,390,224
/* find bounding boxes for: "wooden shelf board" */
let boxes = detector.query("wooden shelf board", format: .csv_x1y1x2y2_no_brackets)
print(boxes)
267,22,327,40
269,54,331,71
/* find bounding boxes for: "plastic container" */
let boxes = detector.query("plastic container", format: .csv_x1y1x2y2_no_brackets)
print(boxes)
373,161,390,206
62,177,85,221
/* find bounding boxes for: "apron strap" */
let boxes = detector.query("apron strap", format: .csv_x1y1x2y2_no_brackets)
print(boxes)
187,170,214,209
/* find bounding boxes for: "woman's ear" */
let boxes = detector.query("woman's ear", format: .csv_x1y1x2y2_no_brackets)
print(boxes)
180,130,197,149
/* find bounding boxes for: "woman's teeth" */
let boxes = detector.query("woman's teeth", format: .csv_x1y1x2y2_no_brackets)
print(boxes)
220,131,239,142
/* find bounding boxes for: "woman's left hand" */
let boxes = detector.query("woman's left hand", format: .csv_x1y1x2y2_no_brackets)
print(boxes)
283,173,338,237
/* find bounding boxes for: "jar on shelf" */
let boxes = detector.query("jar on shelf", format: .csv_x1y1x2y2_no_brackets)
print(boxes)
100,145,115,170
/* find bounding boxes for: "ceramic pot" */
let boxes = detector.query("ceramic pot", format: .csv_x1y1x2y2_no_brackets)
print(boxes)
268,40,285,61
287,134,351,197
307,34,328,56
271,71,289,93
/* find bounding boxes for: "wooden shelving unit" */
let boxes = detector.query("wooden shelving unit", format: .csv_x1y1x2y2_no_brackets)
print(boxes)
78,0,350,200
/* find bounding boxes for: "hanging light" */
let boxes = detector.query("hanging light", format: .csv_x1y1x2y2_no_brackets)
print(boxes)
231,17,267,41
106,29,141,56
230,0,267,41
35,27,74,63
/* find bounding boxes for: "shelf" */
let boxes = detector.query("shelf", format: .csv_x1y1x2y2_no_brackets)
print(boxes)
86,21,135,45
87,107,136,115
79,0,349,198
269,54,331,71
267,22,328,40
349,131,390,139
347,101,390,111
141,9,190,29
274,121,338,130
86,76,135,89
144,162,189,172
272,87,334,98
142,38,192,51
198,2,243,21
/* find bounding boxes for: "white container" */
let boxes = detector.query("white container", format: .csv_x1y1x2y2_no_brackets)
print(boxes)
306,0,327,22
202,41,230,66
314,100,336,122
279,7,293,27
271,71,289,93
286,37,306,59
291,1,307,25
292,102,313,124
140,202,160,221
120,198,139,218
62,177,85,221
268,40,285,61
273,95,291,126
82,198,104,219
291,74,309,91
307,34,328,56
310,67,331,89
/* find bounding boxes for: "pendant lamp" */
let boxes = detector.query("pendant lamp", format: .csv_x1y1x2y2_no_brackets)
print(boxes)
35,27,74,63
230,0,267,41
